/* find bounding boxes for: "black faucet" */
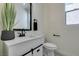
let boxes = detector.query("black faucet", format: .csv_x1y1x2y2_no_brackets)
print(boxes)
19,31,25,37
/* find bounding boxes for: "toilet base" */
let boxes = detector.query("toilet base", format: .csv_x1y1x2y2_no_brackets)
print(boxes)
43,47,54,56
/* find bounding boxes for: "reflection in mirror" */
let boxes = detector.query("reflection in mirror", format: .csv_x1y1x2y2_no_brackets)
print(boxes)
13,3,32,31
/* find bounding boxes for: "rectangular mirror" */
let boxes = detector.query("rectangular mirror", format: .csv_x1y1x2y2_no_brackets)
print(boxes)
13,3,32,31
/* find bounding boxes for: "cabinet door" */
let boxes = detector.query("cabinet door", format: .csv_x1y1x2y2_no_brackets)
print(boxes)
33,46,43,56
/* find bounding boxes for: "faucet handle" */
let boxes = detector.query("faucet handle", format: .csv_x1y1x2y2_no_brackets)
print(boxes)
17,31,25,37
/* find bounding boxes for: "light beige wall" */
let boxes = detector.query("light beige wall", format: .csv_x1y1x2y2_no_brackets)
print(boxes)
43,3,79,56
0,4,4,56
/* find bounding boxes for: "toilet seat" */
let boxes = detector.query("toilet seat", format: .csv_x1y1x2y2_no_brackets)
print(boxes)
43,43,57,50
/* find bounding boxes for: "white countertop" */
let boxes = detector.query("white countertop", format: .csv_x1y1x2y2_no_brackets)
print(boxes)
3,34,44,46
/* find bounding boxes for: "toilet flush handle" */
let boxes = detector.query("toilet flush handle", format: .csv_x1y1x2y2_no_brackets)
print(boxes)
53,34,60,37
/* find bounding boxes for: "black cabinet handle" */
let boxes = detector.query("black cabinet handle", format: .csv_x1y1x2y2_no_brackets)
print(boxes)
37,49,40,52
22,44,43,56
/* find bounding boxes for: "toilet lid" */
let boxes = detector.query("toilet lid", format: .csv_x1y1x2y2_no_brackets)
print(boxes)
43,43,57,49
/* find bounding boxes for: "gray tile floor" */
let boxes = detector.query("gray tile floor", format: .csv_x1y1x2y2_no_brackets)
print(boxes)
54,51,64,56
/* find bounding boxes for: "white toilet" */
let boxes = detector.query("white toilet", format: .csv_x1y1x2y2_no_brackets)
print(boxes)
43,43,57,56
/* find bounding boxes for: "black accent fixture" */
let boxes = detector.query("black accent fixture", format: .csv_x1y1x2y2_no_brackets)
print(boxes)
37,49,40,52
22,49,32,56
18,31,25,37
22,44,43,56
33,19,38,31
66,8,79,13
33,44,43,50
31,48,34,56
13,3,32,31
53,34,60,37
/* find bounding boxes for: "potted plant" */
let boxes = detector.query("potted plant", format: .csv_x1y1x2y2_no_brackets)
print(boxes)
1,3,16,41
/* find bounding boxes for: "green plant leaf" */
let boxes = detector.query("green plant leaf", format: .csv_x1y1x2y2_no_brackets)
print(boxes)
1,3,16,31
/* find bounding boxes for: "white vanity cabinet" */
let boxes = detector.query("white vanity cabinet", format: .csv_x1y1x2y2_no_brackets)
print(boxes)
3,35,44,56
33,45,43,56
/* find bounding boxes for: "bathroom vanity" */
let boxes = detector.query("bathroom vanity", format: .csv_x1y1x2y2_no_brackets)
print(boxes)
2,3,45,56
3,35,44,56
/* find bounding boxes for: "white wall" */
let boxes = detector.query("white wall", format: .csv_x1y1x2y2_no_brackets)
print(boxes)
0,3,44,56
42,3,79,56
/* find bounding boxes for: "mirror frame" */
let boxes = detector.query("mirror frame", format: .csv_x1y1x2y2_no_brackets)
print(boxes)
13,3,32,31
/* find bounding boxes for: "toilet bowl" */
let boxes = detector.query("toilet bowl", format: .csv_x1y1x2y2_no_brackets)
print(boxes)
43,43,57,56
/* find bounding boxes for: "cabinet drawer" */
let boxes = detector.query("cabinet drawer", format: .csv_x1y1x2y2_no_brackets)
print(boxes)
33,45,43,56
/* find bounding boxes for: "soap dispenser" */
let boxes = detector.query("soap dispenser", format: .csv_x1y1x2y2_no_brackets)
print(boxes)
33,19,38,31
